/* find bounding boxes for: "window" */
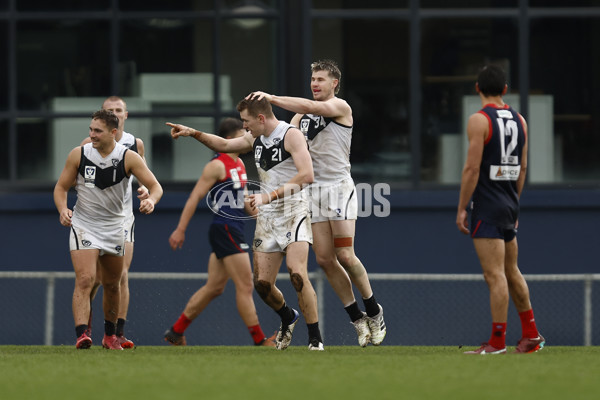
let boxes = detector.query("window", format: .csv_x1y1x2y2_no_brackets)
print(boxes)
420,18,518,184
530,17,600,182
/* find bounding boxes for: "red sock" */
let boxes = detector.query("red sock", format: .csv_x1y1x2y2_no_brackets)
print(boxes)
248,324,266,345
518,309,539,339
172,313,192,334
488,322,506,349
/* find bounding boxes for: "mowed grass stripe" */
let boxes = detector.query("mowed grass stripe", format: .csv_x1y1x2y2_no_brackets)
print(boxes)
0,346,598,400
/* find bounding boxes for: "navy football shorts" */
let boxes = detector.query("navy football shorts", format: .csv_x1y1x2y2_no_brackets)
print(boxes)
208,223,249,259
470,218,516,242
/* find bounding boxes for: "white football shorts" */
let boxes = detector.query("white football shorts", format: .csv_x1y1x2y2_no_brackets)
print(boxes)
309,178,358,223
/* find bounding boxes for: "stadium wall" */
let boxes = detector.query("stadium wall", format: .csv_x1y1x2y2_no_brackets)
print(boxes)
1,189,599,274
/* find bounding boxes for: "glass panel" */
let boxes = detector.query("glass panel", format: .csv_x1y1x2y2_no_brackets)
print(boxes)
0,120,8,179
17,21,110,110
132,116,216,183
531,18,600,183
421,18,518,184
17,0,110,11
119,0,212,11
0,23,7,110
530,0,600,7
17,118,51,180
313,19,410,185
312,0,408,9
119,20,217,112
422,0,517,7
220,19,277,110
222,0,281,10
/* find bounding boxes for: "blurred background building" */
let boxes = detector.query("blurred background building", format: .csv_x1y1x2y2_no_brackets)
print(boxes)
1,1,600,345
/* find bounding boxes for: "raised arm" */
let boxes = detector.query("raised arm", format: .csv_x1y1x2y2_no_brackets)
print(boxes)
456,112,487,235
250,91,351,122
169,160,223,250
53,147,81,227
125,150,163,214
167,122,253,154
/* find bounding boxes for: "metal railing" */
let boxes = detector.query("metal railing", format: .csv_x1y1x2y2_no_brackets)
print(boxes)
0,271,597,346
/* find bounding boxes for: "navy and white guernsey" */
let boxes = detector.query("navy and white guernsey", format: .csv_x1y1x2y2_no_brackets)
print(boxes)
253,121,307,212
72,142,130,230
207,153,248,231
472,103,527,229
298,114,352,184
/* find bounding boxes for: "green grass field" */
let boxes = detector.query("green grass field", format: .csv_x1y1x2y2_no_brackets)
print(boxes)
1,346,598,400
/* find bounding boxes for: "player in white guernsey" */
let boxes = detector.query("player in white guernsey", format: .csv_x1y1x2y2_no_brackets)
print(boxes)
80,96,147,349
54,109,162,350
167,96,325,351
249,60,386,347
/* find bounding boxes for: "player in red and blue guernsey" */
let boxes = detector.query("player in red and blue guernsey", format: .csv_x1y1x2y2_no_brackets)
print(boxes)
457,65,544,355
164,118,275,347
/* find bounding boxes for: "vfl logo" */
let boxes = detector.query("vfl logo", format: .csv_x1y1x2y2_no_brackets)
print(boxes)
335,208,342,217
273,138,281,145
286,232,291,240
254,239,263,248
82,240,92,247
112,159,119,168
84,166,96,188
254,146,263,163
300,119,310,134
115,245,122,252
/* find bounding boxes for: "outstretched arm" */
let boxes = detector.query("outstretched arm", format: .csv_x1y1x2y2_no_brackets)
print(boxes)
169,160,223,250
249,91,351,120
167,122,253,154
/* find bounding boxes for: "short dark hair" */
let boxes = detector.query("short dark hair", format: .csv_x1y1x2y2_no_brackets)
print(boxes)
477,65,506,97
218,117,243,138
311,59,342,94
236,96,274,118
92,109,119,131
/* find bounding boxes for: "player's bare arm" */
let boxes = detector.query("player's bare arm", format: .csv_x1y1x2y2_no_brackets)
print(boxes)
169,160,224,250
249,128,314,208
135,138,150,200
125,150,163,214
53,147,81,227
456,113,488,235
167,122,253,154
249,91,352,125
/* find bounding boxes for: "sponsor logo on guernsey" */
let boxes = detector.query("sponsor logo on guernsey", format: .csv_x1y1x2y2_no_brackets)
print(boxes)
254,239,262,248
496,110,513,119
240,243,250,250
490,165,520,181
84,166,96,188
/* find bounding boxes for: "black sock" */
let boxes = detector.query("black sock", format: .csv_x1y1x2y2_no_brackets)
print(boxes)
104,320,116,336
116,318,126,336
307,322,322,344
363,295,380,318
75,324,88,338
276,303,295,325
344,301,364,322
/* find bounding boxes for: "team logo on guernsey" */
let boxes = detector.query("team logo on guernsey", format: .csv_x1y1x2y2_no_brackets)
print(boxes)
84,166,96,188
254,146,263,164
112,159,119,168
300,119,310,134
